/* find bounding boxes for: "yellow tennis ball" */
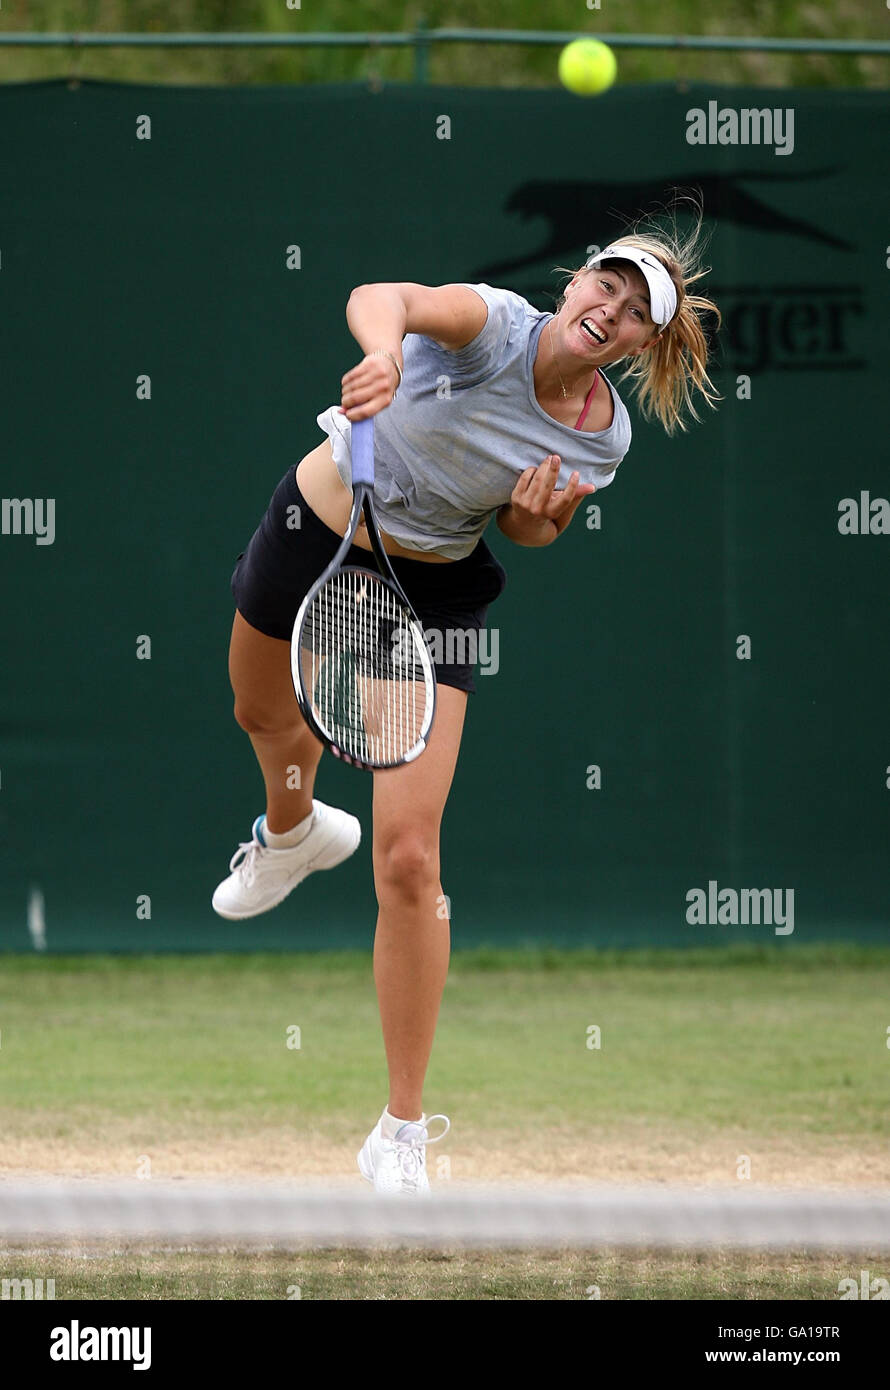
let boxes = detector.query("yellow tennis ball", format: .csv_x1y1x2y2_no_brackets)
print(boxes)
558,39,617,96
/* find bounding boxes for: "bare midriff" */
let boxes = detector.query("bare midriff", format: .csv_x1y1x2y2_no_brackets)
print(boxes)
295,437,453,564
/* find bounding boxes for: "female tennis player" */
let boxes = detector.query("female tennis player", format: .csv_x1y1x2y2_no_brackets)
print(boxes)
215,212,719,1195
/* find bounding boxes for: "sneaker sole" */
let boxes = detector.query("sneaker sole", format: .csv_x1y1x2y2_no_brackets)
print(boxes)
212,819,361,921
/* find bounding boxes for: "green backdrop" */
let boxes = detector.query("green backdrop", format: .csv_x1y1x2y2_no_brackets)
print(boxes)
1,78,887,950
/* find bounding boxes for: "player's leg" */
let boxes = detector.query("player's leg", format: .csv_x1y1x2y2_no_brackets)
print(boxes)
227,608,323,831
370,683,468,1120
212,609,361,920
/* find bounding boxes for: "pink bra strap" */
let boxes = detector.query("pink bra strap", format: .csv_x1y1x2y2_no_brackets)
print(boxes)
574,370,599,430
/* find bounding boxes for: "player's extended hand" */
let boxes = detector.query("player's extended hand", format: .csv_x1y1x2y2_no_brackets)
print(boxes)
508,455,597,541
338,354,401,421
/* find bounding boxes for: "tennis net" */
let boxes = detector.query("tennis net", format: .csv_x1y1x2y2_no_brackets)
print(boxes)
2,1181,889,1250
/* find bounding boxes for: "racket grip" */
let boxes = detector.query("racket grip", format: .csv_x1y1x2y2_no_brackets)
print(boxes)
350,416,375,487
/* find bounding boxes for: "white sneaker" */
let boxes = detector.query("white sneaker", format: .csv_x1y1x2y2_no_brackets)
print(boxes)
357,1113,450,1197
211,800,361,920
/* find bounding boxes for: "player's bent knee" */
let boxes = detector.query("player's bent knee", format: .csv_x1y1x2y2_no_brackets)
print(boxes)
233,698,303,738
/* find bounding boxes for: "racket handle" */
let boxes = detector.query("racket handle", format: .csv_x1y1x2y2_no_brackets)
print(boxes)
351,416,375,487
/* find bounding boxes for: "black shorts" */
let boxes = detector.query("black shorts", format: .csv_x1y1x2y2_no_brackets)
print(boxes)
231,467,507,695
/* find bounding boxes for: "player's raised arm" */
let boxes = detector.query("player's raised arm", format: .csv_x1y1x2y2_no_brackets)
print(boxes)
340,283,488,420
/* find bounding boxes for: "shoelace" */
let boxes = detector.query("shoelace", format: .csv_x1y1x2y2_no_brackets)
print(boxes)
228,835,264,888
229,813,318,888
389,1115,451,1190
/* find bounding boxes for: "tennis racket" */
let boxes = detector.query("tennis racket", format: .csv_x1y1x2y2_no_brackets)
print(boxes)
290,416,437,770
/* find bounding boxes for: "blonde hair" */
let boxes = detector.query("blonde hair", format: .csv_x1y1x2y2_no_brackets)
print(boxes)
552,197,721,435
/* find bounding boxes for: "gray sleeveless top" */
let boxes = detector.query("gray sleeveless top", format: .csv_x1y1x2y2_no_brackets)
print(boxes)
316,282,631,560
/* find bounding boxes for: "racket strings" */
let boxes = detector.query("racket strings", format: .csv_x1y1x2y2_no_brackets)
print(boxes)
299,570,433,768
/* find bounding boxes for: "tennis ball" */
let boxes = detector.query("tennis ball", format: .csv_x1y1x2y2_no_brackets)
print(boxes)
558,39,617,96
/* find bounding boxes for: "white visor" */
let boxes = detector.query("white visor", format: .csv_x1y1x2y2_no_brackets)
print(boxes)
585,245,678,329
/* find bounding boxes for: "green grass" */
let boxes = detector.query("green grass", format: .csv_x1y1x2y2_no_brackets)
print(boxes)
2,945,888,1147
1,1247,882,1300
1,0,887,89
1,946,888,1298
